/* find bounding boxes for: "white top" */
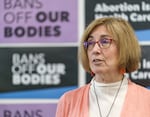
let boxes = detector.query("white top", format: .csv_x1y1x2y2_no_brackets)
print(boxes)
89,77,128,117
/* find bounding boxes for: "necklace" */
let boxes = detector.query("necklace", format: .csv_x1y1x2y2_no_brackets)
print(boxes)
93,76,124,117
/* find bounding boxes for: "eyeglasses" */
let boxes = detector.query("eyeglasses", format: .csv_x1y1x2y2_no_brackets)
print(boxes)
83,38,113,50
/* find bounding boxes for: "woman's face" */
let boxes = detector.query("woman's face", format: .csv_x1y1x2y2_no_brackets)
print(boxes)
87,25,119,75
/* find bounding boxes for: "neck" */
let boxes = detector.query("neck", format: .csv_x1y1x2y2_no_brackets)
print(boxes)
94,73,124,83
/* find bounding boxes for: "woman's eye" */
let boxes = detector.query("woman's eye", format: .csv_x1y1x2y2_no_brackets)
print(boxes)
101,38,109,44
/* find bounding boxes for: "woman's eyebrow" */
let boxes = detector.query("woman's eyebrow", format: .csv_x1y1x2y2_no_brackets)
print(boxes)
100,34,111,38
87,34,112,41
87,35,94,40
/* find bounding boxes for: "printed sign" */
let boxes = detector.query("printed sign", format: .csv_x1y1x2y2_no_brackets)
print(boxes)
85,0,150,41
0,103,57,117
127,45,150,88
0,47,78,98
0,0,78,43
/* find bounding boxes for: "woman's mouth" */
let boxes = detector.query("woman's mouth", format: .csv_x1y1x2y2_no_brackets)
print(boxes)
93,59,104,64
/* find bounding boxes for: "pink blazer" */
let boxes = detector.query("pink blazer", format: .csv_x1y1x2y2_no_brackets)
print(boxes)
56,80,150,117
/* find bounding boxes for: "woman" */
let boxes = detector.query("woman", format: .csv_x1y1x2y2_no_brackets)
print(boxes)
56,17,150,117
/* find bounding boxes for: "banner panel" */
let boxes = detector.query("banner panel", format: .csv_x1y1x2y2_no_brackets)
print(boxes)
0,103,57,117
0,47,78,98
127,45,150,88
85,0,150,41
0,0,78,43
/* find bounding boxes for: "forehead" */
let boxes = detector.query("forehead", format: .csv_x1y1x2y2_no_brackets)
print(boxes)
89,25,112,38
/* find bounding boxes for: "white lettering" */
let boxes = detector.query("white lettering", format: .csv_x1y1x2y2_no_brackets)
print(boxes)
130,13,150,22
95,2,140,12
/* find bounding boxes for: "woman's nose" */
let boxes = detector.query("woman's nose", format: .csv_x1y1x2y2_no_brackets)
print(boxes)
92,42,102,53
93,42,101,49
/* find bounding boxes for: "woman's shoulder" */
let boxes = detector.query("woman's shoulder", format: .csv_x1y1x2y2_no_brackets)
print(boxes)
64,84,90,97
56,84,90,116
59,83,90,102
129,80,150,96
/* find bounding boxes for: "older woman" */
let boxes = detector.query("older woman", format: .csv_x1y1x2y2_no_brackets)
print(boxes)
56,17,150,117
